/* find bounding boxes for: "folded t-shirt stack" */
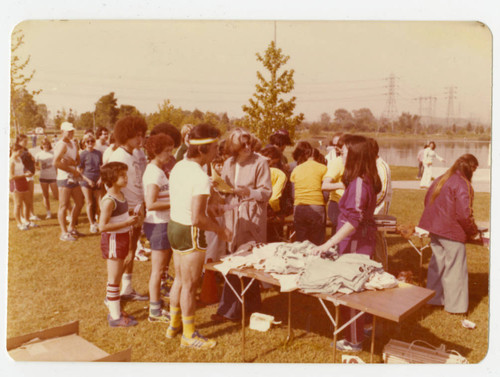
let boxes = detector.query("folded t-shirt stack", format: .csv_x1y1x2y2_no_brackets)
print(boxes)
214,241,398,295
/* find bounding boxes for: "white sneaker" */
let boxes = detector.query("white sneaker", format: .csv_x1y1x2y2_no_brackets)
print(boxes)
89,223,99,233
28,222,38,228
29,215,41,221
45,212,52,219
18,223,29,231
134,250,149,262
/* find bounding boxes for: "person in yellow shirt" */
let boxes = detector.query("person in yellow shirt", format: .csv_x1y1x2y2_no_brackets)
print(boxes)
321,134,346,235
290,141,328,245
261,145,288,242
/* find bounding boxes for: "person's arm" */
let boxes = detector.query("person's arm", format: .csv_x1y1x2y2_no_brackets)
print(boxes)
234,158,273,202
10,159,30,180
321,180,345,191
455,180,479,239
98,198,138,233
312,221,356,254
191,194,232,242
144,183,170,211
269,169,287,212
53,142,80,177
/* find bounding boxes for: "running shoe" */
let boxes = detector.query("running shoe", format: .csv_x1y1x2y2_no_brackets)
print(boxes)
89,223,99,234
120,290,149,301
17,223,29,231
69,228,85,237
134,250,149,262
180,331,216,349
166,325,181,339
45,212,52,220
148,311,171,324
335,339,363,352
60,233,77,242
28,222,38,228
29,215,41,221
107,314,138,328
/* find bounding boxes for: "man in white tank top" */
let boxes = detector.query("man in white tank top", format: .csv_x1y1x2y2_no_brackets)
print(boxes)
53,122,85,242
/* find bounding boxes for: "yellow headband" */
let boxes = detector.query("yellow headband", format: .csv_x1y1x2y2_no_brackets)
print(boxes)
188,137,218,145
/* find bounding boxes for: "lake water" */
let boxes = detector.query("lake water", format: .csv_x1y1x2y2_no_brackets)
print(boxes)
376,139,491,169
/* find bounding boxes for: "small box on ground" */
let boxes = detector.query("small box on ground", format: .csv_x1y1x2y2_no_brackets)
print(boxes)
383,339,467,364
7,321,131,362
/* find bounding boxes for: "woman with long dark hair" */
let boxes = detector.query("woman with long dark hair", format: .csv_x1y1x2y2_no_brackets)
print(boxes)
313,134,381,352
418,154,480,315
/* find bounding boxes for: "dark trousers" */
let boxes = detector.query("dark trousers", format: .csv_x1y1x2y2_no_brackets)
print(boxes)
293,205,325,246
216,274,261,321
327,200,340,235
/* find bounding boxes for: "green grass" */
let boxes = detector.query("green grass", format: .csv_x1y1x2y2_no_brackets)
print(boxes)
390,165,419,181
7,191,490,363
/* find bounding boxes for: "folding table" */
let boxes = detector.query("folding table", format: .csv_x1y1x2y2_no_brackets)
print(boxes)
204,262,435,363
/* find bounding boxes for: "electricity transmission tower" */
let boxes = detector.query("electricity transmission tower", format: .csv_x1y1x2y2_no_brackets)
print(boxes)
445,86,457,126
382,74,398,129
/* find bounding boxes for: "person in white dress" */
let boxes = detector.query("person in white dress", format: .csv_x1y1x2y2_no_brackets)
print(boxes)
420,141,445,189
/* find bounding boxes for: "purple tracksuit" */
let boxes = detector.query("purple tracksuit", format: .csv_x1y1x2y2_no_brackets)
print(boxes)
337,176,377,257
337,176,377,345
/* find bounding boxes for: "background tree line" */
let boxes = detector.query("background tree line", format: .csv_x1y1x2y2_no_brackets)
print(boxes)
11,32,489,140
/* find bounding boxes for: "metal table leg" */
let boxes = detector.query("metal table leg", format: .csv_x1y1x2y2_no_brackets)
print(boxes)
370,316,376,363
285,291,294,345
240,277,246,362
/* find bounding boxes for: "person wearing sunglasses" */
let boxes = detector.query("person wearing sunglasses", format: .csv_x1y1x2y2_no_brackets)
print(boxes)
212,128,272,323
79,133,103,233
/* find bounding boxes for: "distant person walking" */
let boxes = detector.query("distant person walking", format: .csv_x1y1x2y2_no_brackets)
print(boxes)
420,141,445,189
416,143,427,179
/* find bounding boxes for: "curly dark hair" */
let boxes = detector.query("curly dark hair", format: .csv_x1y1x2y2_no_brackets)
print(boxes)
113,116,147,145
144,134,174,160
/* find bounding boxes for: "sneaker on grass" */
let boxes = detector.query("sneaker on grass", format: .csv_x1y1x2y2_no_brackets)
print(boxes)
29,215,41,221
148,311,170,324
60,232,77,241
69,228,85,237
120,290,149,301
28,221,38,228
134,250,149,262
89,223,99,234
335,339,363,352
180,331,216,350
45,212,52,220
107,314,138,328
17,223,29,231
166,325,181,339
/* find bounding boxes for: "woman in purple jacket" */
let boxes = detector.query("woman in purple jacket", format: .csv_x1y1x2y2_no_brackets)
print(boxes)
313,134,381,352
418,154,480,314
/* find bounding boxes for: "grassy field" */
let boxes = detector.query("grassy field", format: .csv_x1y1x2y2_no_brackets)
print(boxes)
6,190,490,363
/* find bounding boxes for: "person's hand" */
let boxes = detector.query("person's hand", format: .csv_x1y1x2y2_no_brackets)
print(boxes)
124,250,134,265
233,186,250,198
218,227,233,243
24,171,33,178
127,215,139,227
311,241,333,256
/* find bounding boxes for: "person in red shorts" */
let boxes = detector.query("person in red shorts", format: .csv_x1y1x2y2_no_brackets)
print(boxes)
99,161,139,327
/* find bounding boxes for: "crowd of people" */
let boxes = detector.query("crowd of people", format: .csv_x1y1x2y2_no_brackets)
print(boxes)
9,116,482,352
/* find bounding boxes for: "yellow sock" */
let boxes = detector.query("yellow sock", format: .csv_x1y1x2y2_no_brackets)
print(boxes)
170,306,181,328
182,315,195,338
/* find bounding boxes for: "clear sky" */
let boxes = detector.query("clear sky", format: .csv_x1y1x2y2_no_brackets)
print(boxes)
14,19,492,123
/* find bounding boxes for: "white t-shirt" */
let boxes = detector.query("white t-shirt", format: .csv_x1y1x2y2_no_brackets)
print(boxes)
35,150,57,180
108,147,144,208
55,139,78,180
169,159,210,226
143,163,170,223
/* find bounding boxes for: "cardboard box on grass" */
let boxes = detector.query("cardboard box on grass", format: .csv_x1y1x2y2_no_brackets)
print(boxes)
7,321,131,361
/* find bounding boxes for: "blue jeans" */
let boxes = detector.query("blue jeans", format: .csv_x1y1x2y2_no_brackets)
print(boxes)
293,205,325,246
327,200,340,235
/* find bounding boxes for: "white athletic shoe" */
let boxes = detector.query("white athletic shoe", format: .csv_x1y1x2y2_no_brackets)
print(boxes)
89,223,99,233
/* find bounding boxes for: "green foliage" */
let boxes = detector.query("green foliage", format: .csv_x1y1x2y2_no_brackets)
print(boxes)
241,41,304,142
10,29,43,135
397,112,421,133
94,92,119,129
353,108,377,132
75,111,94,131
